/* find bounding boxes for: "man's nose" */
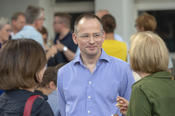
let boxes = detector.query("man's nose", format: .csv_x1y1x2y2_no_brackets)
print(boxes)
89,35,95,44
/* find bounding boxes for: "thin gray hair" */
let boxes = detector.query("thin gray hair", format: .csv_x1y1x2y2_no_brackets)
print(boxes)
0,17,9,30
25,5,44,24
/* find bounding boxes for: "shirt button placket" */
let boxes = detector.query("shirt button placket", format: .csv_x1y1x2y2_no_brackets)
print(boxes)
87,80,92,115
88,110,91,114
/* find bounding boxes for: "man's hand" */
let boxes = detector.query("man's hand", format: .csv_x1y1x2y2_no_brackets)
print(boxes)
56,40,64,51
46,45,58,60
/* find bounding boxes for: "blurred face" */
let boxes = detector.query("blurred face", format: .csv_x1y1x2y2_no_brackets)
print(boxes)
35,11,45,31
73,18,105,58
0,24,11,43
96,10,109,19
13,15,26,32
53,16,62,33
135,23,144,32
42,33,48,44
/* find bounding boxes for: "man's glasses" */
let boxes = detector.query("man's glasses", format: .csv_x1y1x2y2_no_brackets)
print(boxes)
77,32,103,41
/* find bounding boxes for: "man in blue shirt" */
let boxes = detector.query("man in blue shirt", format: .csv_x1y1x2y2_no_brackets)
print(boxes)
57,13,134,116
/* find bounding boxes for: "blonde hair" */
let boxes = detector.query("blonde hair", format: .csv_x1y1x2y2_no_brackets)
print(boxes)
136,12,157,31
130,31,169,73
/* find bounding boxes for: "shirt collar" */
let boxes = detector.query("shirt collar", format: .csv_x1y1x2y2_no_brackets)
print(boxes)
73,49,110,65
23,25,37,31
145,71,172,79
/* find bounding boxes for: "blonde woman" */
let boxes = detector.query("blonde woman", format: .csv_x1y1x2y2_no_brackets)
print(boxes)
117,31,175,116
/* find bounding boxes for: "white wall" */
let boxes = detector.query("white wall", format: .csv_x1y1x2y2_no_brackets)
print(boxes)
135,0,175,11
53,1,94,13
95,0,136,45
38,0,54,42
0,0,38,18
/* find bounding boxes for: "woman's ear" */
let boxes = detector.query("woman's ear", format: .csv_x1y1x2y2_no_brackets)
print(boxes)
35,73,42,83
36,66,46,83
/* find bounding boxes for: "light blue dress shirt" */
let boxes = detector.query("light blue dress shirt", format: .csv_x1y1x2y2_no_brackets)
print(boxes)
57,49,135,116
48,90,61,116
12,25,44,48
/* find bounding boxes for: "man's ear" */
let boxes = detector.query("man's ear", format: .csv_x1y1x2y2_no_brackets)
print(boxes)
101,31,105,42
72,33,78,45
48,81,57,90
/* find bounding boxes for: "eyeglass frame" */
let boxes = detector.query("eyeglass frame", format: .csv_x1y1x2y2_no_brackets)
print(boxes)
76,32,104,41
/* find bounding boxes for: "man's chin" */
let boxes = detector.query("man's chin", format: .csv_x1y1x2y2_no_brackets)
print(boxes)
86,51,100,57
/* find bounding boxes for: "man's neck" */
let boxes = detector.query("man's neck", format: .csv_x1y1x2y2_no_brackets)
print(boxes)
37,88,51,96
105,33,114,40
81,52,101,73
12,28,18,35
59,28,70,40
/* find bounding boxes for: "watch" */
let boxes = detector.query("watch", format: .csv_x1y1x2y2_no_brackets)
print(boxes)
63,46,68,52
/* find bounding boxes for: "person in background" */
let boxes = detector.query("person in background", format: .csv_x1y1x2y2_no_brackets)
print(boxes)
96,9,124,42
95,9,109,18
12,5,58,60
48,64,65,116
11,12,26,38
117,31,175,116
39,26,50,51
57,13,134,116
36,63,65,116
101,14,127,61
48,12,77,66
135,12,173,71
0,17,11,95
0,17,11,48
0,39,54,115
12,5,45,47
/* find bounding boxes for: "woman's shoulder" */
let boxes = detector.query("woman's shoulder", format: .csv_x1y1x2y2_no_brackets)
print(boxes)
31,96,54,116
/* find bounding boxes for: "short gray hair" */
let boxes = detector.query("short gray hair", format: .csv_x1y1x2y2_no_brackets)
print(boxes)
0,17,9,30
25,5,44,24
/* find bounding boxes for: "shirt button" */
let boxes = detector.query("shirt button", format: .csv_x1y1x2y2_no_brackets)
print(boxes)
88,110,91,114
88,81,92,85
88,96,91,99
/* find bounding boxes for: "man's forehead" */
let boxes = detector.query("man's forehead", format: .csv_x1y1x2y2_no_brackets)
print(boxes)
76,18,102,33
78,18,101,26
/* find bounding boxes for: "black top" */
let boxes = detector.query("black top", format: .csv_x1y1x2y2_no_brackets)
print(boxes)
0,89,54,116
34,90,48,101
48,32,77,66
